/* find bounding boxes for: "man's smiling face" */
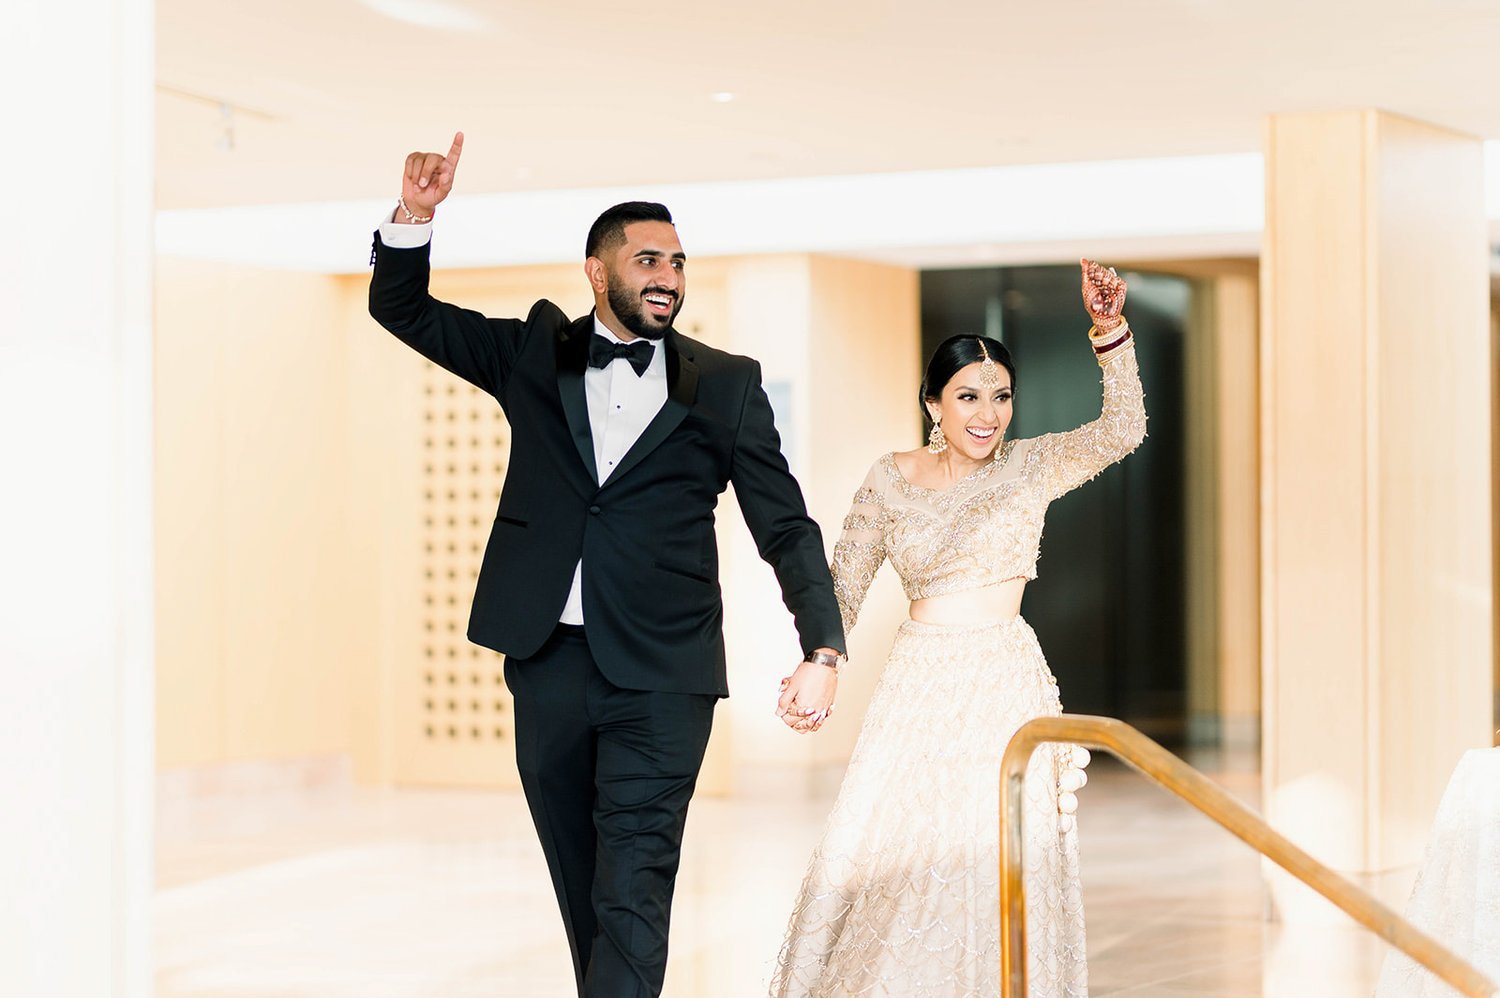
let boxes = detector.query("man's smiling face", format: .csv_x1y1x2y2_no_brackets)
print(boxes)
598,220,686,341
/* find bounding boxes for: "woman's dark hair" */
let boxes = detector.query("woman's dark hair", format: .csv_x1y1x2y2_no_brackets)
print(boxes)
920,335,1016,422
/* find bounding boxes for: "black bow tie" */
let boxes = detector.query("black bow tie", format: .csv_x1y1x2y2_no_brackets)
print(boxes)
588,335,655,377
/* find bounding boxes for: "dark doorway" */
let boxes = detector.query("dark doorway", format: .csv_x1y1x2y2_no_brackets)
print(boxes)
921,266,1189,743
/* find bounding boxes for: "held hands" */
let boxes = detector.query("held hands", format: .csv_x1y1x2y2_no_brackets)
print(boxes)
1080,258,1127,331
399,131,465,221
776,660,838,734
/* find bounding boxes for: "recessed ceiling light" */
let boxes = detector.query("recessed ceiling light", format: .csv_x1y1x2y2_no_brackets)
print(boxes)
360,0,492,32
710,92,736,104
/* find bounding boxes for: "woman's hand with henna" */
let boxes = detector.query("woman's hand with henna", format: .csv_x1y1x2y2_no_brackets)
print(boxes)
1080,258,1127,331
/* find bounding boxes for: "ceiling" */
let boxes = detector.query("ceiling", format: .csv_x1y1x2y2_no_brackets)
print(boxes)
157,0,1500,212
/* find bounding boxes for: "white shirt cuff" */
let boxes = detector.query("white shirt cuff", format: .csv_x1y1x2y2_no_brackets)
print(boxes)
378,207,433,249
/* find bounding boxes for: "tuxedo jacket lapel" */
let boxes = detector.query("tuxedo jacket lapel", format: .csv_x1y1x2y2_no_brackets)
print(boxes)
605,330,699,486
555,314,598,483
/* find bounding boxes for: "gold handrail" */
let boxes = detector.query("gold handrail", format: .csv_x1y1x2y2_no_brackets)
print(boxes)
1000,714,1499,998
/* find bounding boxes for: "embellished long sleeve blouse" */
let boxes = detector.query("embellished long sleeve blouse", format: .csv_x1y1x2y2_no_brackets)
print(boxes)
831,339,1147,635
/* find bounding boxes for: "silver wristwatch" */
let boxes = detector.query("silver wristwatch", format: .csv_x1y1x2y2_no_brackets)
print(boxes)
803,650,843,671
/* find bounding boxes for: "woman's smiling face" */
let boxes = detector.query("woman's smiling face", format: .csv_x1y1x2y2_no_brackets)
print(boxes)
928,361,1014,460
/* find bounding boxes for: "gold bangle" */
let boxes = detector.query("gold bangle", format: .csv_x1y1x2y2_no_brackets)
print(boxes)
1088,316,1129,342
1089,316,1132,366
398,193,434,224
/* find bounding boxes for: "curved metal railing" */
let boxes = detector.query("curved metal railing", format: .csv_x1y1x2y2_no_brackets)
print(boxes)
1000,714,1498,997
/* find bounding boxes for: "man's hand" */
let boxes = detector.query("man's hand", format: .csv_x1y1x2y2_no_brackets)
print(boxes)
398,131,464,221
776,659,838,734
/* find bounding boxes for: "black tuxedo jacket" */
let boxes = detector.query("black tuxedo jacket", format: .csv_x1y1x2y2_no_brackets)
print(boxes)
369,234,844,696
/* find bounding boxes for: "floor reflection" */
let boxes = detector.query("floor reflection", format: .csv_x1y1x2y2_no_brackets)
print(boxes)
155,750,1395,997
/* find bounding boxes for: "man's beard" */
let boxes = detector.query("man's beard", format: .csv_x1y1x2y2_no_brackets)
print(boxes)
606,273,680,341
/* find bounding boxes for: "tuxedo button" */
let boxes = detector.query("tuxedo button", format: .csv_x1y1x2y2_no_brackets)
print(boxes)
589,505,601,515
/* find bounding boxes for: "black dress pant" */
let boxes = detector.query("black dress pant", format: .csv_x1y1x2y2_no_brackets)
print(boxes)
505,624,716,998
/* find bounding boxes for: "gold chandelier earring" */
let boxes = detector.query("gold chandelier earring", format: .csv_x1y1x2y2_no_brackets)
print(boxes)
927,413,948,454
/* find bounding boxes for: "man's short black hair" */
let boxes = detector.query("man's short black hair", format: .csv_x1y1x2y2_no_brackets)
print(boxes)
585,201,674,260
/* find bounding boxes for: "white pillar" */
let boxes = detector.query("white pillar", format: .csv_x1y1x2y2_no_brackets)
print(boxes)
0,1,155,995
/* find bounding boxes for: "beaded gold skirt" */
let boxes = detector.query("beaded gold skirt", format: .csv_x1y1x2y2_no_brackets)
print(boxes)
770,617,1087,997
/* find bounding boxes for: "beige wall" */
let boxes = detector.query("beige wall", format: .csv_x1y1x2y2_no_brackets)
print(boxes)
714,255,921,788
155,258,368,767
805,257,923,767
342,262,596,789
160,240,1336,808
156,251,919,797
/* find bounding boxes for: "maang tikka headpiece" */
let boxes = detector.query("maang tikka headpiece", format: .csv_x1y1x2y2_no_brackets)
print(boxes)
977,341,1002,390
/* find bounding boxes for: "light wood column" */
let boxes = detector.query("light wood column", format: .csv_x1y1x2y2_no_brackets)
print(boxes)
717,255,920,796
1211,269,1263,749
1137,259,1262,750
0,0,154,993
1261,111,1493,907
1492,295,1500,734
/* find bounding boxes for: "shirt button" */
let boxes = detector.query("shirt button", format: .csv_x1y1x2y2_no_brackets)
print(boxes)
589,505,601,515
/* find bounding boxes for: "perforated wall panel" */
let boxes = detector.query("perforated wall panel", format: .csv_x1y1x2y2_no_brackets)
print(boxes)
398,362,519,787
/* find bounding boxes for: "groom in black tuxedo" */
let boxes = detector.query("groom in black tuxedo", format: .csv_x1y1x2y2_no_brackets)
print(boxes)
368,133,845,997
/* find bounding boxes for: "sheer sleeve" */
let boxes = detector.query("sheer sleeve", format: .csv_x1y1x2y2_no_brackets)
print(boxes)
1028,340,1147,502
830,460,889,636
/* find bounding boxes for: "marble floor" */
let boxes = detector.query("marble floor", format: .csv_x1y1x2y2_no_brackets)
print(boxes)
155,752,1414,997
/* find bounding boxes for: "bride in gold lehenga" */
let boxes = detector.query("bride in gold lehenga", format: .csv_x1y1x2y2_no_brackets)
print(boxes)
770,260,1146,997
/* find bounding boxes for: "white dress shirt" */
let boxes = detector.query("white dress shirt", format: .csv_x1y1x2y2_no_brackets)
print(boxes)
559,318,668,623
378,213,433,250
377,213,668,625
